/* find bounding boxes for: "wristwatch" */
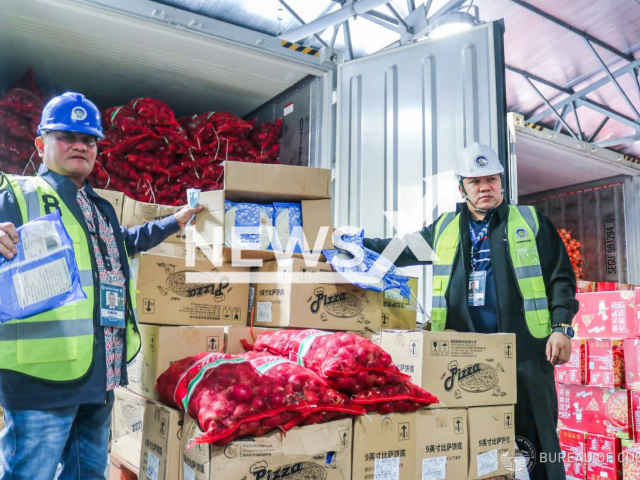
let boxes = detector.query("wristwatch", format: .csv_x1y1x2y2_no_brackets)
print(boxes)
552,323,575,339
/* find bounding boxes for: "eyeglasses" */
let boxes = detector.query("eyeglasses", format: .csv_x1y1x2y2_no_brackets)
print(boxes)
48,131,97,147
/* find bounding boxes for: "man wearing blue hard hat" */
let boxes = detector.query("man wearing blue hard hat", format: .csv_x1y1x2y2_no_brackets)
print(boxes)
0,92,203,479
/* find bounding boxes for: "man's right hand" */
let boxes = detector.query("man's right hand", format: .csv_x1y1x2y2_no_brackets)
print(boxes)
0,222,19,259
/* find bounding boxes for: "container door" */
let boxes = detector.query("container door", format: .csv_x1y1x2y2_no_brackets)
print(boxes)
335,21,507,318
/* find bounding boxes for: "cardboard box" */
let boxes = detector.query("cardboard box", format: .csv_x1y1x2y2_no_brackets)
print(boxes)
631,390,640,443
94,188,126,223
415,409,469,480
559,429,587,480
252,259,418,333
108,453,138,480
586,433,621,480
139,402,184,480
224,325,274,354
352,413,416,479
467,405,515,479
111,388,147,469
555,338,586,386
624,339,640,390
378,330,516,408
556,383,631,438
127,324,227,399
182,416,352,480
131,251,250,326
586,339,625,388
621,440,640,479
574,290,639,339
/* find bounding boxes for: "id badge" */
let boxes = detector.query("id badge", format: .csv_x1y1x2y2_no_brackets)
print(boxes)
468,271,487,307
100,283,126,328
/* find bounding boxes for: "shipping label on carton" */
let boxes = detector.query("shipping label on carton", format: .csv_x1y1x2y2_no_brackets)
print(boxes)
379,331,516,408
352,413,416,480
134,252,250,326
111,388,147,469
555,338,585,386
559,429,587,480
415,409,469,480
467,405,515,479
586,339,625,388
624,339,640,390
556,383,630,438
574,291,639,338
139,402,184,480
586,433,622,480
182,416,352,480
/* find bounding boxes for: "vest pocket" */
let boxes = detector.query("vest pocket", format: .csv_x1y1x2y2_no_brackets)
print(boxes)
16,305,79,365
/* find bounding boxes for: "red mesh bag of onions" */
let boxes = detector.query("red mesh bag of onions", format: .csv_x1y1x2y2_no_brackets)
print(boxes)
243,351,366,426
247,329,408,394
155,352,309,446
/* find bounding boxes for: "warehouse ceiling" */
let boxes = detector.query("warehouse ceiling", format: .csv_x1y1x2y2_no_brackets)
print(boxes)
156,0,640,157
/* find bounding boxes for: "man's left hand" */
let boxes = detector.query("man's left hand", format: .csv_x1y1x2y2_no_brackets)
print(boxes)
173,205,205,228
546,332,572,365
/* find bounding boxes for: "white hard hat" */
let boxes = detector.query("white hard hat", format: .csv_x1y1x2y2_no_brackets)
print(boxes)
455,142,504,179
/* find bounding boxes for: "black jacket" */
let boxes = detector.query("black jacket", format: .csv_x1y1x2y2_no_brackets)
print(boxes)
364,200,579,359
0,165,180,409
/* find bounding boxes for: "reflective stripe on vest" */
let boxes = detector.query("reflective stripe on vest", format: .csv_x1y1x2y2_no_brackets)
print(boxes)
430,205,551,338
1,175,141,381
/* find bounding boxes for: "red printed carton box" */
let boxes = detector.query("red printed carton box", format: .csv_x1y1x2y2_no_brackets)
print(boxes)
556,338,586,385
559,429,586,480
622,440,640,479
586,433,621,480
574,290,639,339
631,390,640,444
624,339,640,390
586,339,625,388
556,383,630,439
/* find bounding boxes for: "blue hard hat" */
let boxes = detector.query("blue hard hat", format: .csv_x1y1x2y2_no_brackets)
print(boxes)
38,92,104,140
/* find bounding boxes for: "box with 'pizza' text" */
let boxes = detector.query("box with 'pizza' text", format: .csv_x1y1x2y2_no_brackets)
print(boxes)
467,405,515,480
378,330,516,408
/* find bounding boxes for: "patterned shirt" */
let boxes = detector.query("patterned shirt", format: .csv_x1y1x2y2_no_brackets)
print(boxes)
77,188,125,390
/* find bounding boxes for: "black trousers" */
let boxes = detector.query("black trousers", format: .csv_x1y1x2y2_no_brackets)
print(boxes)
514,352,566,480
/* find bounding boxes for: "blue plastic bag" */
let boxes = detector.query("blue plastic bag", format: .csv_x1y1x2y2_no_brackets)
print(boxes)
0,211,87,323
272,202,304,253
322,230,411,300
224,200,274,250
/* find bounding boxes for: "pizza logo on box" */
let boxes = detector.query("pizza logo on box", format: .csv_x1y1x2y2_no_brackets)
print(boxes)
586,399,600,411
443,361,500,393
581,314,594,327
249,461,327,480
309,287,364,318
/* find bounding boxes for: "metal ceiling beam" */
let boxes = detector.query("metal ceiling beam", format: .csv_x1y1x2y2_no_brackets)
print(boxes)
594,134,640,148
508,0,634,62
571,101,583,140
528,58,640,127
343,20,354,60
407,0,416,12
522,75,578,139
278,0,390,43
278,0,329,48
360,12,400,33
584,39,640,121
633,68,640,105
589,117,609,142
330,24,340,48
507,65,640,132
554,105,569,132
386,3,412,33
365,9,399,25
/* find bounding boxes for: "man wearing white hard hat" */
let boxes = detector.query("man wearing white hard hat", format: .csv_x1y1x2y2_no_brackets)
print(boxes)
365,142,578,479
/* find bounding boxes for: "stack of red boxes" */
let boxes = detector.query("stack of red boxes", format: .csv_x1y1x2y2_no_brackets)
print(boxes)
555,287,640,480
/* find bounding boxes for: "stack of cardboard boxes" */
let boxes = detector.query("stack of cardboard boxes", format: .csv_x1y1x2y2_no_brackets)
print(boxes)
555,288,640,480
365,330,518,480
105,161,422,480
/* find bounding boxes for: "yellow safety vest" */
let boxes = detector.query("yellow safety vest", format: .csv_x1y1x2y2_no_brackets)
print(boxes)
431,205,551,338
0,175,141,381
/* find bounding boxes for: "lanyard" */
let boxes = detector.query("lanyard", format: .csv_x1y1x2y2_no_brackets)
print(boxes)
469,221,489,273
86,197,113,272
